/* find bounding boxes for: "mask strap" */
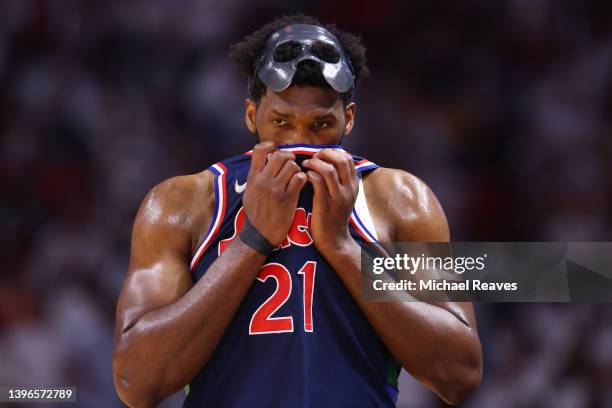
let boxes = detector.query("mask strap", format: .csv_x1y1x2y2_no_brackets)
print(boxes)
248,54,266,99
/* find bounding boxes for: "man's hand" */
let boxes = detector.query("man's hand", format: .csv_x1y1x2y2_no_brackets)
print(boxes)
302,148,358,255
243,142,308,246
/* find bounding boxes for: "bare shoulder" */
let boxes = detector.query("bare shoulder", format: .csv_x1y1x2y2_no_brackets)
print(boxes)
362,167,450,242
134,169,216,256
142,170,215,217
117,170,215,339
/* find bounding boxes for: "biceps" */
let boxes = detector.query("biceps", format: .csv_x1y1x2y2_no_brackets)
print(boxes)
116,255,193,334
433,301,477,329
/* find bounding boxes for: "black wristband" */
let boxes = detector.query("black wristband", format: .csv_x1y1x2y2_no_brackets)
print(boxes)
239,216,277,255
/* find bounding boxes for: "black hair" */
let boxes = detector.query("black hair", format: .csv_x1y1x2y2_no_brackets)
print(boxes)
229,14,369,105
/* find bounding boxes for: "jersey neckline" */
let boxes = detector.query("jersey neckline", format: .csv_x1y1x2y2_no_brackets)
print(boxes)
244,143,345,156
276,143,343,151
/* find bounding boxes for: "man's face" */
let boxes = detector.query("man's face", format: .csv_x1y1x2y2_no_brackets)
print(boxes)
245,85,356,146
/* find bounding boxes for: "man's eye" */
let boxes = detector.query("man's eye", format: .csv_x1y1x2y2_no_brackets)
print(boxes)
273,119,288,126
314,121,329,128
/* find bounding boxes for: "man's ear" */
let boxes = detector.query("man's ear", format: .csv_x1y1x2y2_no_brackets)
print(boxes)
245,98,257,134
343,102,356,136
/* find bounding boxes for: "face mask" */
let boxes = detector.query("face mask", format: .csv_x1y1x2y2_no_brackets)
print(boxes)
251,24,355,95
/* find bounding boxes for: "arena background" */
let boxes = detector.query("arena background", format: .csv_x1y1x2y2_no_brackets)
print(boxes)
1,1,611,407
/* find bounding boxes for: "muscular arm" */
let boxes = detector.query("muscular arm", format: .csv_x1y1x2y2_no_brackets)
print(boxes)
112,143,307,407
304,154,483,405
112,173,267,407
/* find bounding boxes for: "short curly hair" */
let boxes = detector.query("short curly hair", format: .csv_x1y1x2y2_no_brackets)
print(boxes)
229,14,369,105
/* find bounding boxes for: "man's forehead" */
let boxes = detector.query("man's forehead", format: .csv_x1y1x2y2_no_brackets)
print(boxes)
268,106,338,120
261,86,342,112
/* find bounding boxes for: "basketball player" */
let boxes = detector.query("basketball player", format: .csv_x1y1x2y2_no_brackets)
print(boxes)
112,15,482,407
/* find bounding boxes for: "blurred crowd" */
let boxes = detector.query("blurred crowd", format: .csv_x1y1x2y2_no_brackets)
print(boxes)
0,0,610,407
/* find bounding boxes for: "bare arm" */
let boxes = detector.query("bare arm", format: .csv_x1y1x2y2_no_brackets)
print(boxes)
112,143,307,407
112,175,267,408
303,152,483,405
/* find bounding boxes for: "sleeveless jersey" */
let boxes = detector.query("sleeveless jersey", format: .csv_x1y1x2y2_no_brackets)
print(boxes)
184,144,401,407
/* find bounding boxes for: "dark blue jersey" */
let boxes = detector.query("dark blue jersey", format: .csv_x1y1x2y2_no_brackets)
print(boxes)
184,144,401,407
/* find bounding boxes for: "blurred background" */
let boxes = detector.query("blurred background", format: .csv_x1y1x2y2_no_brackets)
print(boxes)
1,0,611,407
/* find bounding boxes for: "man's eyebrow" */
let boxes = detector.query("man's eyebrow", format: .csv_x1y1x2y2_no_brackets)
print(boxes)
271,109,294,118
313,113,336,121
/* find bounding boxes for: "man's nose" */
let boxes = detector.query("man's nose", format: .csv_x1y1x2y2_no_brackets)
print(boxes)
285,126,316,144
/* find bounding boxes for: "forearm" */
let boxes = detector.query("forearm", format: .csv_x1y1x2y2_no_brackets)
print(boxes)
113,239,265,406
321,238,482,404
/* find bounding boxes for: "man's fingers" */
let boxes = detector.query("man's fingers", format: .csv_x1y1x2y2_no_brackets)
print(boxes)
314,149,354,186
276,159,302,187
303,157,340,197
286,171,307,196
249,142,276,174
345,151,356,177
263,150,297,177
307,170,327,200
